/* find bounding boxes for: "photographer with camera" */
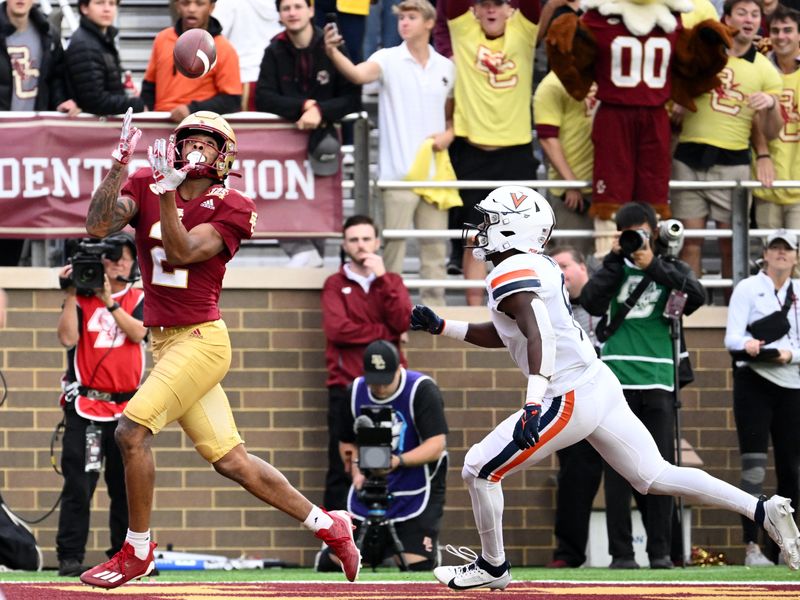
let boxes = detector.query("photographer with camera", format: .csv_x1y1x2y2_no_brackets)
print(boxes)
55,232,147,577
318,340,448,572
725,229,800,567
580,202,705,569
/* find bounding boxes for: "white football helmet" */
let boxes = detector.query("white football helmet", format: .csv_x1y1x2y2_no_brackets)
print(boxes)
468,185,555,261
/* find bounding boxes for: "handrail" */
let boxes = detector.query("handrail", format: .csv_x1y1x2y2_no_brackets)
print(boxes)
376,178,800,190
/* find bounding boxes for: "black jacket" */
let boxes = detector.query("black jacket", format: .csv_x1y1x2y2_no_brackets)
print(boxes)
65,16,145,116
140,16,240,114
0,2,69,110
255,26,360,123
580,250,706,318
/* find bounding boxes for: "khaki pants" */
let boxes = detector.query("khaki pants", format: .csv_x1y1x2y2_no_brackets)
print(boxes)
754,198,800,230
382,189,448,305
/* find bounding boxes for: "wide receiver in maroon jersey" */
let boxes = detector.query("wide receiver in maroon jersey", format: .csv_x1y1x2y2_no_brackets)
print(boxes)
79,108,361,589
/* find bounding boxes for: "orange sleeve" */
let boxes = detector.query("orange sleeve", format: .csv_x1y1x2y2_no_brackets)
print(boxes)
144,29,169,84
211,37,243,96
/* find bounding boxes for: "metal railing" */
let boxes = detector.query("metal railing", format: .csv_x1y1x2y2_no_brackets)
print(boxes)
373,178,800,290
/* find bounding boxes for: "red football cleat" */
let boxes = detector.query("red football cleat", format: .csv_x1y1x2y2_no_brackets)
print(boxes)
80,541,157,588
315,510,361,582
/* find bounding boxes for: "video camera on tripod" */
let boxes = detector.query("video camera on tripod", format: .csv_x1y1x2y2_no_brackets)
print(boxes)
353,405,409,570
354,406,394,509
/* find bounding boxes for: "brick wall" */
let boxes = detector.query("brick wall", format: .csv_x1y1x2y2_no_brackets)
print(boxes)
0,269,757,567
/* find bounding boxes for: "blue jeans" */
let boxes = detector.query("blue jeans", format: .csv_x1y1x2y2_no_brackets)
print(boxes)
313,0,367,64
363,0,402,59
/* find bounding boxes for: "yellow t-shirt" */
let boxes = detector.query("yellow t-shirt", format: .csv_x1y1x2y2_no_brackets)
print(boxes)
679,51,783,151
754,65,800,204
337,0,370,16
449,10,538,146
681,0,719,29
533,71,596,195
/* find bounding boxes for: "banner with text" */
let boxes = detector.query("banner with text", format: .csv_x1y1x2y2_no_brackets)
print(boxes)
0,114,343,239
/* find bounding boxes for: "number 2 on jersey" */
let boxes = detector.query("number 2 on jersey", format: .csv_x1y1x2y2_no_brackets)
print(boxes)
148,221,189,288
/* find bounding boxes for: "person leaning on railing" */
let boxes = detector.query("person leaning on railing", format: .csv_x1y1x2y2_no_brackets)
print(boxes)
63,0,147,117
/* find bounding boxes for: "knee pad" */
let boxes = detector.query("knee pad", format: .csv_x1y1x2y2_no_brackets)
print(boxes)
462,444,484,482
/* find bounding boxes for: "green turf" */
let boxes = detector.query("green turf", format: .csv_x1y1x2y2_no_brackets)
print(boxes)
1,566,798,583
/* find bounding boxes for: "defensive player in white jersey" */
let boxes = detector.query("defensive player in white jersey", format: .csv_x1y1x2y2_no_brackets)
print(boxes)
411,185,800,591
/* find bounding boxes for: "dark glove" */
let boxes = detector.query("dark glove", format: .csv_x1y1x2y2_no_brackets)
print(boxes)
512,404,542,451
410,304,444,334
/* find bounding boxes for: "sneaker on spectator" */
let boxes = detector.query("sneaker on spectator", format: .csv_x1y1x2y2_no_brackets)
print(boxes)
609,557,639,569
446,260,463,276
286,249,324,268
545,558,572,568
58,558,85,577
314,510,361,582
745,542,775,567
80,541,156,588
762,495,800,570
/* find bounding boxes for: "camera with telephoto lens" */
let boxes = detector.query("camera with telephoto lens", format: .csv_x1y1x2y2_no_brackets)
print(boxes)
67,239,120,296
618,219,685,258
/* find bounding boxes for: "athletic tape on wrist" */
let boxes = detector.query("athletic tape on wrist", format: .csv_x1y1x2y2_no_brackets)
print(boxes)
525,374,548,406
441,319,468,340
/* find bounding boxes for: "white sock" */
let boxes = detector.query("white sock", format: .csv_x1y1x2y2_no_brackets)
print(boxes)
126,529,151,560
466,475,506,566
303,506,333,532
649,464,759,521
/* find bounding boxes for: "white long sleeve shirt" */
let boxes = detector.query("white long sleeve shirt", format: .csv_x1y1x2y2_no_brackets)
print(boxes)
725,271,800,389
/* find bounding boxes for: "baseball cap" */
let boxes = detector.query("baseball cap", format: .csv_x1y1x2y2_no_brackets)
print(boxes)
363,340,400,385
308,128,341,177
766,229,798,250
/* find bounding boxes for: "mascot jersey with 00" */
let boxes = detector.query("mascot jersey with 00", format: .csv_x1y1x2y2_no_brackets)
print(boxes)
584,7,682,106
121,168,258,328
546,0,731,218
485,252,598,399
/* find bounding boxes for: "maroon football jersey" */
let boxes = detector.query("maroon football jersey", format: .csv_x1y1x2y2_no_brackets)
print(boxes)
122,168,258,327
584,10,682,107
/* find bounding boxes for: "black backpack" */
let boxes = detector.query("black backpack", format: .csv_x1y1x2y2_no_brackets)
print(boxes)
0,491,42,571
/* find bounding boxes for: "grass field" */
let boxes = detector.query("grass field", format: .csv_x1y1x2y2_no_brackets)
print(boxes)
1,565,798,583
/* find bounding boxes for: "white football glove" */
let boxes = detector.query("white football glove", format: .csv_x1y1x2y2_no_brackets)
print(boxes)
148,136,188,195
111,107,142,165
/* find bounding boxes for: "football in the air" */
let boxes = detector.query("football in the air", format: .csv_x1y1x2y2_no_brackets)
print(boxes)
173,28,217,79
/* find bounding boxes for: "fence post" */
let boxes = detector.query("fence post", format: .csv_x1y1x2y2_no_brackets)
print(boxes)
731,185,749,286
353,115,370,217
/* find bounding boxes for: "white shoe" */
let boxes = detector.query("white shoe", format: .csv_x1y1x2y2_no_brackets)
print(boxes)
433,545,511,591
286,249,324,268
762,495,800,570
744,542,775,567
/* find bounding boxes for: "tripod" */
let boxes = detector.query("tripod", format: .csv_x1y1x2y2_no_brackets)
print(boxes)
355,478,408,571
666,295,687,568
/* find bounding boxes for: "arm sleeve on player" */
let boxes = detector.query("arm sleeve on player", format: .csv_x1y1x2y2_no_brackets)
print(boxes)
531,295,555,378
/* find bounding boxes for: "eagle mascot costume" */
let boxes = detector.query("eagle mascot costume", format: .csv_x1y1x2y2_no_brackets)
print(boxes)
546,0,733,220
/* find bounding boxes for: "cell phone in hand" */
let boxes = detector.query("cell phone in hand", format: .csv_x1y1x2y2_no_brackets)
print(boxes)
325,12,339,35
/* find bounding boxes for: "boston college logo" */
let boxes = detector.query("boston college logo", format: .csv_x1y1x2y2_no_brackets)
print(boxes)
370,354,386,371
